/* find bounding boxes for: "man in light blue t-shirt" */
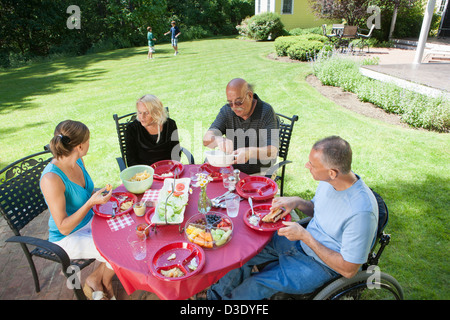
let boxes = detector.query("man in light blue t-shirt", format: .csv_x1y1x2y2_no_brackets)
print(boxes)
207,136,378,300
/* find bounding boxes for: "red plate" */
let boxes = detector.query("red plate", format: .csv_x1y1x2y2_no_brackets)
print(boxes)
199,163,233,181
236,176,278,200
144,207,156,225
243,204,291,232
149,242,205,281
151,160,184,180
93,192,138,218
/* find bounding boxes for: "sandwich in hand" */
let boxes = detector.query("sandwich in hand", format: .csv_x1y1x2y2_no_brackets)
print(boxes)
262,208,284,223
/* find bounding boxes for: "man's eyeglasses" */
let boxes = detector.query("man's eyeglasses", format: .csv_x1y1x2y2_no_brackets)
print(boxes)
227,92,249,108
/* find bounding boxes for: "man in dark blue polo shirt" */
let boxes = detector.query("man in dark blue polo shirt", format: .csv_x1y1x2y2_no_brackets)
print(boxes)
203,78,279,174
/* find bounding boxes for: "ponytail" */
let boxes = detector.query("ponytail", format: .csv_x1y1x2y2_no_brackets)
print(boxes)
49,120,90,159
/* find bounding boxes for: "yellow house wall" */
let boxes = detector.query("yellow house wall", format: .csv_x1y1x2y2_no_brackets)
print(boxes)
276,0,335,30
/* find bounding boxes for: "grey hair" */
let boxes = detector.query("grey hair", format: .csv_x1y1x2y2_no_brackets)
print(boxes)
312,136,352,174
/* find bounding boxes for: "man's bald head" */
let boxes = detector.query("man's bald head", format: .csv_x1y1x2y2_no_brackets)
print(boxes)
226,78,253,94
225,78,255,120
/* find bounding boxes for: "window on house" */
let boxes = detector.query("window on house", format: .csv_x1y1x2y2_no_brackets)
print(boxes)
256,0,261,14
281,0,293,15
439,0,447,13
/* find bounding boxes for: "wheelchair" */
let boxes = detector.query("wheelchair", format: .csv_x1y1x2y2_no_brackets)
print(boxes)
270,190,404,300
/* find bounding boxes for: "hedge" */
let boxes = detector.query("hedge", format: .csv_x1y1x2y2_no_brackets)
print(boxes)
312,54,450,132
274,34,329,61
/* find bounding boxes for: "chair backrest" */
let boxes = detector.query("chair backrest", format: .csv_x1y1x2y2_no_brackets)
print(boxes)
342,25,358,38
113,107,170,168
331,24,344,36
113,112,137,168
365,189,390,267
371,189,389,237
0,150,53,235
276,113,299,162
322,24,327,36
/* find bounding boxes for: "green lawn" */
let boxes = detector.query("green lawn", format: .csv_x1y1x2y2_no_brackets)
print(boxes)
0,36,448,299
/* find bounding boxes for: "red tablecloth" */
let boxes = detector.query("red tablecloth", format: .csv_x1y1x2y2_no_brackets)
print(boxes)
91,165,274,300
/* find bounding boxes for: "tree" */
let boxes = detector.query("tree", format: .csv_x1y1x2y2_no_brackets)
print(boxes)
165,0,254,35
308,0,373,25
384,0,419,39
308,0,421,39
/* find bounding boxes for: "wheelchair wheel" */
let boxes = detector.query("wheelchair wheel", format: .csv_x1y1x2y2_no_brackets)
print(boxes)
312,271,404,300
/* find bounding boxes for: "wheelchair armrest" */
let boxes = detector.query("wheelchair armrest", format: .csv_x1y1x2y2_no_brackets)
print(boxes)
6,235,71,269
264,160,292,179
297,216,312,228
116,157,126,172
180,147,195,164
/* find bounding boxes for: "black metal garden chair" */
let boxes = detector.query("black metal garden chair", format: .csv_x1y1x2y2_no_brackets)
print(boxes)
322,24,340,41
113,108,195,171
265,113,299,196
0,149,95,300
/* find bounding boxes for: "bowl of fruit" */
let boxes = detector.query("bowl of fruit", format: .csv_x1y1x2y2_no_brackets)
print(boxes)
184,212,233,249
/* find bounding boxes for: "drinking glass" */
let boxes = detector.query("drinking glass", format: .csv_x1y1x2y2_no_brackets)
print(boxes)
136,223,150,240
189,167,201,187
221,168,233,189
133,201,146,217
127,233,147,260
225,194,240,218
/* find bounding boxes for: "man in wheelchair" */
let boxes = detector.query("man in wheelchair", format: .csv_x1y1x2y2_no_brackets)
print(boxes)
207,136,379,300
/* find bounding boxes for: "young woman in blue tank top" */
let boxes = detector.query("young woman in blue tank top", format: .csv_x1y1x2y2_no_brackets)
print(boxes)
40,120,115,300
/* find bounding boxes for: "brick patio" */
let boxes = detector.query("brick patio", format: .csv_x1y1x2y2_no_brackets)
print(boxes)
0,210,159,300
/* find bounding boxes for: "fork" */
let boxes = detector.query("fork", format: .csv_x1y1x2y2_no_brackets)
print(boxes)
211,190,231,207
111,202,117,218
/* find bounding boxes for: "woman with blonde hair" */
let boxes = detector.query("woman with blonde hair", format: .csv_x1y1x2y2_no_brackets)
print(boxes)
40,120,116,300
125,94,181,166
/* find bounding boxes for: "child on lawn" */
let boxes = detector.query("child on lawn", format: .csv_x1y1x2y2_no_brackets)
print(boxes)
147,26,156,59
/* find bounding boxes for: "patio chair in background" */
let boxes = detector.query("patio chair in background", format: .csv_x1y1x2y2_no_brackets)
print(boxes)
331,24,344,37
322,24,337,41
113,108,195,171
265,113,299,196
338,25,359,52
0,149,95,300
322,24,343,49
357,24,376,52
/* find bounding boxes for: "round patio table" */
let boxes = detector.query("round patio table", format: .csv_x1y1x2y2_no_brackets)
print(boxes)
91,164,275,300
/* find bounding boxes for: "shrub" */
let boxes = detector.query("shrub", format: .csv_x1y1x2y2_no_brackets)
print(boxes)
286,40,325,61
182,26,214,41
313,54,365,90
247,12,284,40
312,54,450,132
236,16,252,38
274,36,301,56
274,34,328,60
289,26,323,36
